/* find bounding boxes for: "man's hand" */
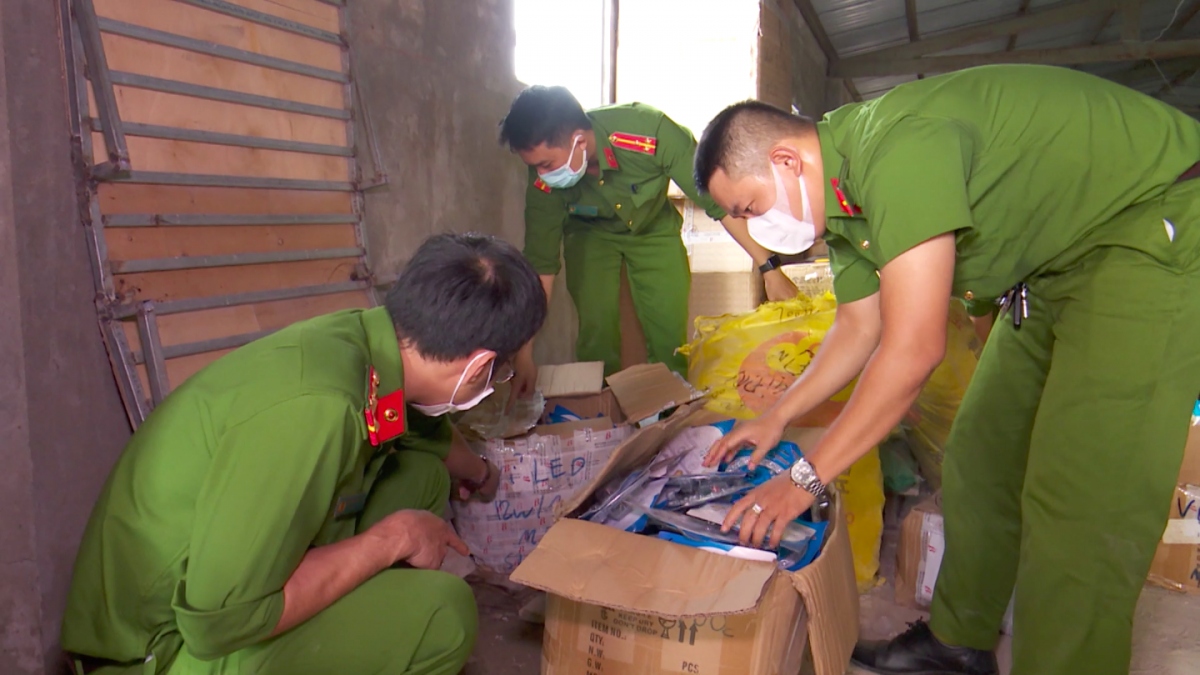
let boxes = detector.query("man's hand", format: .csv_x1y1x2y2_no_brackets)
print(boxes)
763,269,799,302
365,510,469,570
722,473,815,549
453,457,500,503
703,412,787,469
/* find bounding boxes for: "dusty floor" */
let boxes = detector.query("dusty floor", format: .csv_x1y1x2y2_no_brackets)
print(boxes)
463,508,1200,675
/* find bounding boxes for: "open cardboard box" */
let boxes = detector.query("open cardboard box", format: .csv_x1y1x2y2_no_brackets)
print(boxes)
452,363,704,576
510,401,859,675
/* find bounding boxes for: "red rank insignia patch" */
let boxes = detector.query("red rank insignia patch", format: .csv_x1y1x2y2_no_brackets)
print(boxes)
609,132,657,155
533,178,551,193
831,177,862,216
364,367,405,446
603,147,619,169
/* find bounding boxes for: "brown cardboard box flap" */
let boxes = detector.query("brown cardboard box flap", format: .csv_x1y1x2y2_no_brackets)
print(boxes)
537,362,606,398
509,518,777,618
606,363,704,422
788,497,860,675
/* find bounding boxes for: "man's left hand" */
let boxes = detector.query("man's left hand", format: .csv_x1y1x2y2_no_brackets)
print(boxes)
763,269,799,302
454,458,500,503
722,473,815,549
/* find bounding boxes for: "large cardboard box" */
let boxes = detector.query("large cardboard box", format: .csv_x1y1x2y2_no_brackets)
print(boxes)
894,493,1015,634
453,363,702,575
1147,422,1200,594
510,408,859,675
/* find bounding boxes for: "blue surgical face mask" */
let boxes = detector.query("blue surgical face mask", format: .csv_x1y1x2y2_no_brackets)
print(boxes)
539,136,587,189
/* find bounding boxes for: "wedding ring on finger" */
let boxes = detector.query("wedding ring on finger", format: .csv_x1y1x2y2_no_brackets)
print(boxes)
751,503,764,515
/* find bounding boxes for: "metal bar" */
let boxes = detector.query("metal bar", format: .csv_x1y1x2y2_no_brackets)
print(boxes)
104,212,359,227
134,329,279,363
110,280,369,319
101,316,151,427
135,302,171,405
831,40,1200,78
109,71,351,120
97,17,347,83
113,247,364,273
791,0,862,102
838,0,1120,65
175,0,342,45
65,0,116,296
347,53,388,189
73,0,132,173
89,118,352,156
601,0,619,105
111,170,354,191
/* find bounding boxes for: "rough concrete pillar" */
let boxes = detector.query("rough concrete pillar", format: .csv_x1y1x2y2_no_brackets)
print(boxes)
0,1,132,673
0,5,48,671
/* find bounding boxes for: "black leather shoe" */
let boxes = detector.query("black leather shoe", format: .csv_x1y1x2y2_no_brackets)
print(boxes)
851,621,998,675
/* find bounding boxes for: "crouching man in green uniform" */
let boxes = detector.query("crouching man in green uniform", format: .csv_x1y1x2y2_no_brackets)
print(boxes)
62,233,546,675
498,86,799,388
695,65,1200,675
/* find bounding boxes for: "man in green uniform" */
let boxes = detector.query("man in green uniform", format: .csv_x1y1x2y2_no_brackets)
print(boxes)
62,233,546,675
497,85,799,389
694,65,1200,675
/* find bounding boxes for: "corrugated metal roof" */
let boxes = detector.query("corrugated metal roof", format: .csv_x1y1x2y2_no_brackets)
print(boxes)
807,0,1200,115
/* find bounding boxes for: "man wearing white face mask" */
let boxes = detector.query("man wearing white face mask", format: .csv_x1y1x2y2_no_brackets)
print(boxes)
498,85,800,392
693,67,1200,675
62,233,546,675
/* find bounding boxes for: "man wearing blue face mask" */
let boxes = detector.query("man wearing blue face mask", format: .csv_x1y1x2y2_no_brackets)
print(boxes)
62,233,546,675
498,86,800,390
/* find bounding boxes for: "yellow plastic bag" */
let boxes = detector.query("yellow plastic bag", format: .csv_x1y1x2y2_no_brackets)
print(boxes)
904,302,981,490
679,293,883,591
679,293,855,426
833,445,886,593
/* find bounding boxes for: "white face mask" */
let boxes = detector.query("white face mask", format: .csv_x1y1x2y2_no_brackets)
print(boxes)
746,163,817,255
410,353,495,417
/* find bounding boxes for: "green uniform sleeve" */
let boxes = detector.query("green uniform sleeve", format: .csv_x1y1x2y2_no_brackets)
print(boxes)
826,232,881,303
172,395,357,659
399,408,453,459
523,169,568,275
858,117,975,269
654,113,728,221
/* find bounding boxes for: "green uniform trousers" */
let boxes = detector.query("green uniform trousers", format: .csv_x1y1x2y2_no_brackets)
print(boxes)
161,451,477,675
930,180,1200,675
563,226,690,376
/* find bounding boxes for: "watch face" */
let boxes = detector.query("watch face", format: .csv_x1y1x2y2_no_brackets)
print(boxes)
790,460,812,486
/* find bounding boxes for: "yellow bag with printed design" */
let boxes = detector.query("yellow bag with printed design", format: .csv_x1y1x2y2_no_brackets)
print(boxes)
904,301,981,490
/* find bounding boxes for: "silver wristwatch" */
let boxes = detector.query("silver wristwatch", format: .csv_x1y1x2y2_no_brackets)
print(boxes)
789,457,828,502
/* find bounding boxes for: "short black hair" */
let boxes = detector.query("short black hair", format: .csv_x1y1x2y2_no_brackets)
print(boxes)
386,233,546,363
498,85,592,152
694,100,815,193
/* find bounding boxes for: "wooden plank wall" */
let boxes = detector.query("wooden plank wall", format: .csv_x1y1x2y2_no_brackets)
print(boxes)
80,0,372,401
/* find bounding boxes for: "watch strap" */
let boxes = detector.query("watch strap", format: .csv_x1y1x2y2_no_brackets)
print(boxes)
757,254,783,274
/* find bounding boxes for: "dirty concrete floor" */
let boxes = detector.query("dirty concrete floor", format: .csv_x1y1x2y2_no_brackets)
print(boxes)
465,513,1200,675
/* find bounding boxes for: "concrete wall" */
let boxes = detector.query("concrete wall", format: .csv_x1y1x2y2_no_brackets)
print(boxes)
0,2,133,673
348,0,577,366
758,0,831,117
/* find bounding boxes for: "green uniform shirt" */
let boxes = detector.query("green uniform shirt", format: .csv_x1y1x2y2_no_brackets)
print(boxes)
62,307,452,668
816,64,1200,314
523,102,727,274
